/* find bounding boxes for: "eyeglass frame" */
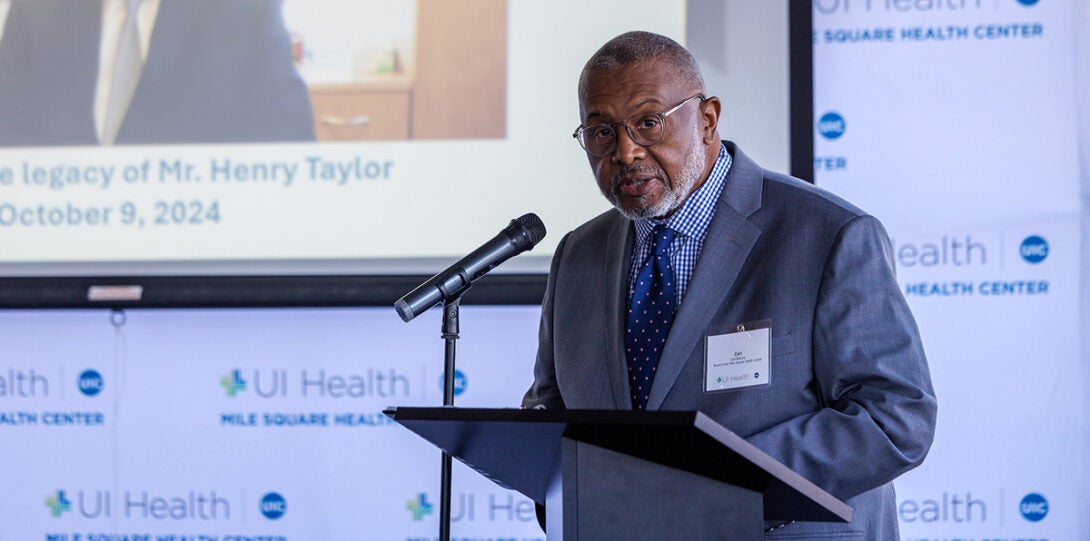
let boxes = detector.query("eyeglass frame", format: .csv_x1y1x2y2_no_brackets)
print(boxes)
572,94,707,158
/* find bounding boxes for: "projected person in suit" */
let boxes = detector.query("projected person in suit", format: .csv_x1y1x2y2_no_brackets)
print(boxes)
0,0,315,146
522,31,937,540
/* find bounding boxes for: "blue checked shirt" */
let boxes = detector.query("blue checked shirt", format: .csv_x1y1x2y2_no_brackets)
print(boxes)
628,144,732,309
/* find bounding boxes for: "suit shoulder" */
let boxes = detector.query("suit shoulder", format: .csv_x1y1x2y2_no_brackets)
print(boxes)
745,170,898,256
760,170,871,226
564,208,624,246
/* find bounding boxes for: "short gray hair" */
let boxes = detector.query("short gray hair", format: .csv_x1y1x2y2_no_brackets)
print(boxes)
578,31,706,98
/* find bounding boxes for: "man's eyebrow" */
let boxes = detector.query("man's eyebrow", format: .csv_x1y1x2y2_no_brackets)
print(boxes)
584,98,666,123
584,110,608,123
629,97,665,110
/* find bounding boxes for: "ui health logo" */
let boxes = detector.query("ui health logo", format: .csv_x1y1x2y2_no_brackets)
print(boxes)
44,489,232,520
407,493,434,521
78,369,103,397
219,368,411,399
815,0,1037,13
818,112,846,140
46,490,72,517
406,491,537,523
898,491,1049,525
260,492,286,520
221,369,246,397
1020,493,1048,522
894,233,1053,269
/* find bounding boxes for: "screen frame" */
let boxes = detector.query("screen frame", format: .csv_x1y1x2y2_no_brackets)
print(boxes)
0,1,812,309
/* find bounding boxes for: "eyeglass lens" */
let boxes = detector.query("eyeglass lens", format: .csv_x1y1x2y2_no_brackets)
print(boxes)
581,113,664,156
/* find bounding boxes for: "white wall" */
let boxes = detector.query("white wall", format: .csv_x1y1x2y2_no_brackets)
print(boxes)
687,0,791,173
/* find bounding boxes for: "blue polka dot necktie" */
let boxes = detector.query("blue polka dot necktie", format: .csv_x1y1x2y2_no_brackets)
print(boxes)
626,225,677,410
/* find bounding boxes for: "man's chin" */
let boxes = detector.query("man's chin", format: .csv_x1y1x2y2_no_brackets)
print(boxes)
612,199,673,221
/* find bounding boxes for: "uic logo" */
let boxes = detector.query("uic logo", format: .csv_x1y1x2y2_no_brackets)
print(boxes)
818,112,845,140
78,369,104,397
260,492,286,520
1020,493,1047,522
439,369,468,396
1019,235,1048,264
407,493,434,521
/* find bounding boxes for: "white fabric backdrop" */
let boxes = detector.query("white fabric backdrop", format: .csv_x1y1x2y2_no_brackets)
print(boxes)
813,0,1085,539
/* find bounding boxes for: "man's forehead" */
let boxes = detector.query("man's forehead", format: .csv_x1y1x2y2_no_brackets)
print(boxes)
579,60,685,120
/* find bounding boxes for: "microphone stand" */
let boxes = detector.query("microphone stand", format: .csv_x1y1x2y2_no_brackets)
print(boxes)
393,213,544,540
438,297,460,541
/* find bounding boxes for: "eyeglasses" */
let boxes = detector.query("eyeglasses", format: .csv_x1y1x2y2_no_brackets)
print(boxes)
572,94,706,157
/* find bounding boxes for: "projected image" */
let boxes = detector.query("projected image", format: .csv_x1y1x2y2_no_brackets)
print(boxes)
0,0,315,146
285,0,508,141
0,0,507,146
0,1,684,277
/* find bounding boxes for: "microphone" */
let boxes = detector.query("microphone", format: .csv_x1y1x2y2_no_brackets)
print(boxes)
395,213,547,322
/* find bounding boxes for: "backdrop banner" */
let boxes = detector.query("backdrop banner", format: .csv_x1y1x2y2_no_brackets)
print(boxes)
0,306,546,541
3,2,1086,539
813,0,1083,539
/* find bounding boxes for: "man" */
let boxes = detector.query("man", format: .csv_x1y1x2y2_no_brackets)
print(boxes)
0,0,314,146
522,31,936,539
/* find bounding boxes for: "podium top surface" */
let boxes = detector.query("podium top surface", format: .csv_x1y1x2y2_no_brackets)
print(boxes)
385,407,851,523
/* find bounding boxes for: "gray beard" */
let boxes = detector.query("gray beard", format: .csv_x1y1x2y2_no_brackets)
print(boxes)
610,136,707,221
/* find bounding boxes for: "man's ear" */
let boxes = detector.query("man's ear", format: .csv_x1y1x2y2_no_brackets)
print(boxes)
700,96,722,144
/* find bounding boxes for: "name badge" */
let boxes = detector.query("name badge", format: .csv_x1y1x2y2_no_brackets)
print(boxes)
704,320,771,393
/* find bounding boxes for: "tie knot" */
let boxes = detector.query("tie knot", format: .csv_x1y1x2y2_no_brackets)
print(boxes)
651,226,675,256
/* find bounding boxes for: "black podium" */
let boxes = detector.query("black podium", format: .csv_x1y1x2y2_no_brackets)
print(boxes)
385,407,851,541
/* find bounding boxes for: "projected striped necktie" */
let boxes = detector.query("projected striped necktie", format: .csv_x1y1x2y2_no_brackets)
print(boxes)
626,225,677,410
102,0,144,145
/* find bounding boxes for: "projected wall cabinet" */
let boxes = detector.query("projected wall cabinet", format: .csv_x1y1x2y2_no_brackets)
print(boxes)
298,0,507,142
310,81,413,140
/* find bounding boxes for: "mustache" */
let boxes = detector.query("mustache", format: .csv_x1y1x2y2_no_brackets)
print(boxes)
610,164,671,191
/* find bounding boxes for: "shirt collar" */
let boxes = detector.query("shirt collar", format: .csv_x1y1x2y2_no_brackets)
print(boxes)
633,143,732,247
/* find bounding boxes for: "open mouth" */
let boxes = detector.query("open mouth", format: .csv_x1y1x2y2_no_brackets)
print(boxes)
616,174,662,198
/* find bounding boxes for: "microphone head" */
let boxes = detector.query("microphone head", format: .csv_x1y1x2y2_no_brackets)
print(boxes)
395,213,547,323
394,298,414,322
512,213,547,247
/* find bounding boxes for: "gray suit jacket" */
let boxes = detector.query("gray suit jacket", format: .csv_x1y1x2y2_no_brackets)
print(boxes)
523,142,937,540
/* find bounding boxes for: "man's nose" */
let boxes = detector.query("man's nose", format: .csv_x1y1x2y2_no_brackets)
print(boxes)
612,126,646,165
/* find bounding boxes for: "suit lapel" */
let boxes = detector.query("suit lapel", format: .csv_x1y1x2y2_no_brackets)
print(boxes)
603,214,635,409
646,144,765,410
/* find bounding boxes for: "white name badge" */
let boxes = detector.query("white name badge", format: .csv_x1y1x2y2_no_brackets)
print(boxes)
704,320,771,393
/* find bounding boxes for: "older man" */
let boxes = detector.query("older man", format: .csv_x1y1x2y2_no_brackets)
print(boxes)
522,31,936,539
